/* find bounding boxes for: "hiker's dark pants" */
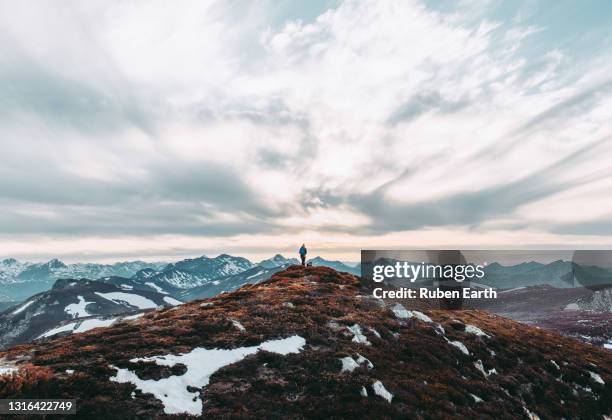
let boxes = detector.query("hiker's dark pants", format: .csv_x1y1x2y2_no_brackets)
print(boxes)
301,255,306,266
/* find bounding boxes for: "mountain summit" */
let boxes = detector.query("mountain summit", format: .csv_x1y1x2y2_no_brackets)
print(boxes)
0,266,609,418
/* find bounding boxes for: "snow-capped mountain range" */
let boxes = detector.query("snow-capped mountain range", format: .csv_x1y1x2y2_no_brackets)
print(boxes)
125,254,359,300
133,254,254,289
0,258,166,285
0,258,166,301
0,254,360,303
176,263,290,301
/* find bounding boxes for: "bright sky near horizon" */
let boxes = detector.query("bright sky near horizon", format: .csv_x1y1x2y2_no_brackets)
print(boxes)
1,0,612,263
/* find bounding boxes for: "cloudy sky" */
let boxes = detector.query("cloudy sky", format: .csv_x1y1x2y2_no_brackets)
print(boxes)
1,0,611,263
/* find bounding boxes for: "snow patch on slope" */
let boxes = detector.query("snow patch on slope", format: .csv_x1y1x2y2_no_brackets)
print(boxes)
163,296,182,306
64,296,94,318
231,319,246,332
347,324,371,345
589,371,605,385
122,313,144,321
340,356,360,372
465,325,490,337
339,353,373,372
445,337,469,355
0,358,18,376
145,282,167,294
38,317,117,338
73,318,117,333
391,304,432,322
0,367,16,376
372,380,393,402
11,300,34,315
95,292,158,309
109,335,306,415
474,359,497,378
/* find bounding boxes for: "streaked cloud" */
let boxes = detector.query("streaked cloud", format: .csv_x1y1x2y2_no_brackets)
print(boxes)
0,0,611,262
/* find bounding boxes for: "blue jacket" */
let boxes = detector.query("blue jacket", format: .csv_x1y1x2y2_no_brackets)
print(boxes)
299,246,307,256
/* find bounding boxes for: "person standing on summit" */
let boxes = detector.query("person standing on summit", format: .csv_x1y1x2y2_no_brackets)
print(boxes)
299,244,307,266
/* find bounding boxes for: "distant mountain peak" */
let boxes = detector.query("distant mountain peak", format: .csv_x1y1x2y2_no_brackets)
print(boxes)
215,254,251,264
47,258,66,269
258,254,299,269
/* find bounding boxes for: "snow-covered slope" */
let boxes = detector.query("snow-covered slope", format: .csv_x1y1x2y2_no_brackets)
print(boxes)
178,264,288,301
98,275,182,298
0,279,181,349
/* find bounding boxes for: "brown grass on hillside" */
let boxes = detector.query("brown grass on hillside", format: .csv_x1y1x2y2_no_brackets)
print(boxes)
0,265,609,419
